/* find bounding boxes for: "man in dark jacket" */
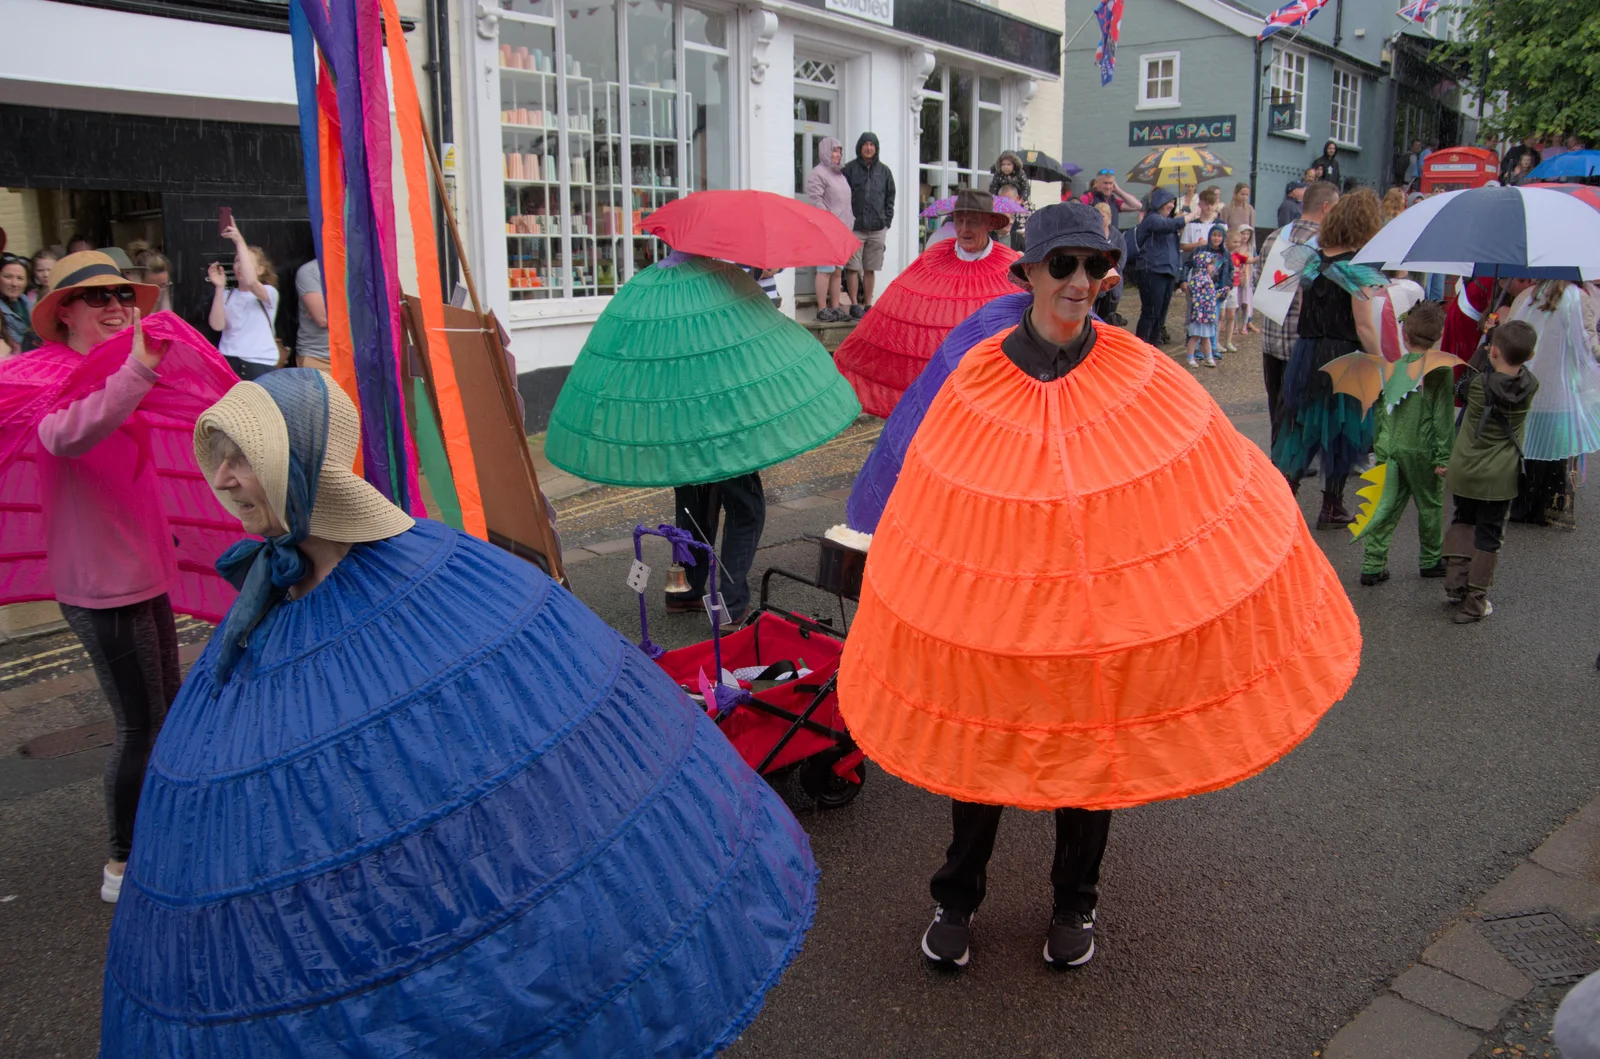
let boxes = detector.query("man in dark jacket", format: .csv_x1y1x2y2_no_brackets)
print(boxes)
1132,187,1190,346
842,132,895,320
1276,181,1306,227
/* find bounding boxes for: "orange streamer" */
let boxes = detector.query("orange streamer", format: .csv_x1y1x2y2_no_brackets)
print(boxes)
379,0,486,539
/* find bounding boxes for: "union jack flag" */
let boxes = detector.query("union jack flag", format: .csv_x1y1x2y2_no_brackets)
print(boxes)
1094,0,1123,87
1258,0,1329,40
1398,0,1442,22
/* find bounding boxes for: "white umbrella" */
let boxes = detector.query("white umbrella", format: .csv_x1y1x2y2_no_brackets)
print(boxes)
1353,186,1600,281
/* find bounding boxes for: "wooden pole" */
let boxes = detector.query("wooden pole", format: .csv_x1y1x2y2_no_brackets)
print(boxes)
421,130,486,321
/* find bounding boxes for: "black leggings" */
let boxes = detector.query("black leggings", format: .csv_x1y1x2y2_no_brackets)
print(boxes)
930,801,1113,916
61,595,180,862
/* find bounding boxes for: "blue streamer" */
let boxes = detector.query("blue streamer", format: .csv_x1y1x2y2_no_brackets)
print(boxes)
289,0,323,267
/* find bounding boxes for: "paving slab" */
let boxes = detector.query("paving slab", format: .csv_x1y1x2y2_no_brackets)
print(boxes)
583,537,637,556
776,494,838,511
1529,818,1600,879
1477,862,1600,925
820,488,853,500
1421,922,1535,999
1323,995,1482,1059
1390,964,1514,1031
561,548,601,566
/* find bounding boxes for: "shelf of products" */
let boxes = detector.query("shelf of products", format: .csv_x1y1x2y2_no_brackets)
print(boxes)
497,20,692,300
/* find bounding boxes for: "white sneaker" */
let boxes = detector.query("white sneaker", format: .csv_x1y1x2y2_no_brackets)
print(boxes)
101,865,123,904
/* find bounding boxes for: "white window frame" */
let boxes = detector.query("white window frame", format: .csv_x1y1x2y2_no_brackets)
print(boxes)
1329,67,1361,148
1137,51,1180,110
1269,45,1308,137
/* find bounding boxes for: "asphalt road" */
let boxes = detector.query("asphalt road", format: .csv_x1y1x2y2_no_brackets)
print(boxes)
4,390,1600,1058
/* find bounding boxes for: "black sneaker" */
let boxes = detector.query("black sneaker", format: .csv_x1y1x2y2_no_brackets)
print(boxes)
1359,569,1390,587
1419,561,1446,578
1044,908,1095,967
849,304,865,321
920,905,972,967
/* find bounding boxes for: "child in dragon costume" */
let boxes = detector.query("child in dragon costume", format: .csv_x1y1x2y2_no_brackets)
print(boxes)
1327,300,1458,585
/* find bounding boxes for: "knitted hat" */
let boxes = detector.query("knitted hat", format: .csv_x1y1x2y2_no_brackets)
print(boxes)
30,250,159,344
194,374,415,544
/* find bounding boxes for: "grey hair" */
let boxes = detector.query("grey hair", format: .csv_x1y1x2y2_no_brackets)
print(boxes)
206,429,248,470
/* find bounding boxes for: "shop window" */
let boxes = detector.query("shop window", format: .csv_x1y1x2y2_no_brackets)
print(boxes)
916,63,1013,237
1269,46,1308,136
1329,68,1361,147
1137,52,1179,110
493,0,731,304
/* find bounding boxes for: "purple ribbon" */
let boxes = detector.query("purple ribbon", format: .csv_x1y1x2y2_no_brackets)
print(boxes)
633,524,747,715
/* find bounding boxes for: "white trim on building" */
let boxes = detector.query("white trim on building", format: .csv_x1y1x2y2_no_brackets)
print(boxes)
1136,51,1181,110
1329,66,1361,148
1270,44,1310,137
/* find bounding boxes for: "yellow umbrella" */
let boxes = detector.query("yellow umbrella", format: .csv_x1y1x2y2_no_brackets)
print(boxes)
1126,145,1234,188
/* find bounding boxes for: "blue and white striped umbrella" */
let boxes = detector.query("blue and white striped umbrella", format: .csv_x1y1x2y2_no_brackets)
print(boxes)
1353,185,1600,281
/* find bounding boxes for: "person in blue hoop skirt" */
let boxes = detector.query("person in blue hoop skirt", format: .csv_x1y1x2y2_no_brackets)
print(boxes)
99,369,818,1058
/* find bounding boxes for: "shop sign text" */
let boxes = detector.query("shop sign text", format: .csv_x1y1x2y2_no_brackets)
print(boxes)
1128,115,1237,147
826,0,894,28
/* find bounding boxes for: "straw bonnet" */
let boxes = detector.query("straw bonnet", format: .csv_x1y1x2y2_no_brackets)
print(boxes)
30,250,159,344
194,376,415,543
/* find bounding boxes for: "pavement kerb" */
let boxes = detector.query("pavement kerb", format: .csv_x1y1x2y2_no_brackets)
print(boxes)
1323,796,1600,1058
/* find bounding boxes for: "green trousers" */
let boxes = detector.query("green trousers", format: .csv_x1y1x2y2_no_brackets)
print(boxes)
1361,452,1445,575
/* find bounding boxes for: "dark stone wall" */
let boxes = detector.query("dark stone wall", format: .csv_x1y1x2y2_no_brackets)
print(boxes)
517,365,572,433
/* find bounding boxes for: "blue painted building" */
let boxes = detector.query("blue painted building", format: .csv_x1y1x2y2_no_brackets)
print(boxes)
1060,0,1479,217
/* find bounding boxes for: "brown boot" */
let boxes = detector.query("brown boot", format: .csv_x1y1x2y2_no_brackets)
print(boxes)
1441,523,1475,603
1316,492,1356,530
1453,551,1499,623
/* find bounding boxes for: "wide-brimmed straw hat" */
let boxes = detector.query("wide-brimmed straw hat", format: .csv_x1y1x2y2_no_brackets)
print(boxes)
30,250,159,344
194,374,415,544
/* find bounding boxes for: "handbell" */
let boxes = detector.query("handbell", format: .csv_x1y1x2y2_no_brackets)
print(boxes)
664,563,692,595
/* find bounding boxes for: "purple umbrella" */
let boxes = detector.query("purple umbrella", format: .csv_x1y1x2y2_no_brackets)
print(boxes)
846,292,1032,533
919,195,1031,219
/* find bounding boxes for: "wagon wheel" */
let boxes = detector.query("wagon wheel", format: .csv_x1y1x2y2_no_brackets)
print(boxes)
800,749,865,809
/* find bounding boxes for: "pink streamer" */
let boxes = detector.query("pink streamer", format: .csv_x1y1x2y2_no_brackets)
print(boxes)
355,0,424,515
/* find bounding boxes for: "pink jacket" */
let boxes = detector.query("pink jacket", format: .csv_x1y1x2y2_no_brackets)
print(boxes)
806,136,855,232
36,355,178,609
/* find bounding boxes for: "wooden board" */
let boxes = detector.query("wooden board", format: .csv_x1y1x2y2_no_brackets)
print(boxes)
401,296,566,583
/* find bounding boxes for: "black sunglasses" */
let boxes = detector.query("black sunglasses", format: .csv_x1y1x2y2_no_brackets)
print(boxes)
65,286,138,308
1045,252,1113,281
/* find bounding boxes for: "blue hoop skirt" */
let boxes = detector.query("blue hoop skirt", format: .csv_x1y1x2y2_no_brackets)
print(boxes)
101,519,817,1058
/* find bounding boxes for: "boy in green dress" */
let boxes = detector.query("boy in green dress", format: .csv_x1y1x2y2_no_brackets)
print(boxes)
1441,319,1540,623
1360,301,1456,586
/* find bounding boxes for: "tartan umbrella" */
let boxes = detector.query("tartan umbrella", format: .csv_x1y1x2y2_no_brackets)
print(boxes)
1126,145,1233,187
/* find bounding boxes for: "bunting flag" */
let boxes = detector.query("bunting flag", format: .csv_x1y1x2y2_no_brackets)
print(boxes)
1259,0,1329,39
288,0,488,537
1398,0,1441,22
1094,0,1123,87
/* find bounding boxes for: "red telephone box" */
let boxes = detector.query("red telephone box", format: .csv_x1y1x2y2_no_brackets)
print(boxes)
1420,146,1500,194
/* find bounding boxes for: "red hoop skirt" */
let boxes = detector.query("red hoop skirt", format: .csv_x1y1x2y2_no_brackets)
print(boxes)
833,239,1022,417
837,324,1362,810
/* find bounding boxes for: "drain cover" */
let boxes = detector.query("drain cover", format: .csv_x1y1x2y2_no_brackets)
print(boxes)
1476,911,1600,985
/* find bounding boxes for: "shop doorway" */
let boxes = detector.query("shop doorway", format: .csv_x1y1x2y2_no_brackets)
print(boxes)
793,56,841,304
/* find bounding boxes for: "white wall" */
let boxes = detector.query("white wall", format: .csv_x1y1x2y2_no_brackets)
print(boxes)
999,0,1065,207
0,0,297,124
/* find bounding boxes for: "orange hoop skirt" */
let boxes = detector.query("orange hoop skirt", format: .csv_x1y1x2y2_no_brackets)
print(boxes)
837,325,1362,811
834,239,1022,417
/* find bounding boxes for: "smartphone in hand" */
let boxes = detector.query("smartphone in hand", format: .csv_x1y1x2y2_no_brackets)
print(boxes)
218,207,234,236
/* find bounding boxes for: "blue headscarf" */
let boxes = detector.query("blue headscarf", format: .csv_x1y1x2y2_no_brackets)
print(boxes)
212,369,331,683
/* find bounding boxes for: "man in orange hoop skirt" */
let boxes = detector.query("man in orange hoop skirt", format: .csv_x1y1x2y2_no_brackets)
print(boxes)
834,189,1020,417
837,202,1361,970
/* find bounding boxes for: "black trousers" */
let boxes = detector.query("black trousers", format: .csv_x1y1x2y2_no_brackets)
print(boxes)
1135,272,1176,344
930,801,1113,916
1451,495,1511,552
672,473,766,619
60,594,180,862
225,356,275,381
1263,352,1288,447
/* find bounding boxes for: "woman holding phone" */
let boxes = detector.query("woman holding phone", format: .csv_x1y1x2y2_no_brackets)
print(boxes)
208,220,281,380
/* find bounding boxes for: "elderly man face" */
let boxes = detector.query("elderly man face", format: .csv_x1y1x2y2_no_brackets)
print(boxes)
1290,185,1307,202
1093,173,1116,196
952,211,992,253
1025,249,1110,338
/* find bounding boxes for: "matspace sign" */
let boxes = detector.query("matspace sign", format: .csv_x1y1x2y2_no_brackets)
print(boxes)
1129,115,1237,146
826,0,894,28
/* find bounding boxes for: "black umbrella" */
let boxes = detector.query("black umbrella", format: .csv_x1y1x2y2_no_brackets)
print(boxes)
1018,149,1082,184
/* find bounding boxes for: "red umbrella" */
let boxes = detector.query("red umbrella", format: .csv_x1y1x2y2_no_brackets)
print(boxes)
639,190,859,269
1527,182,1600,212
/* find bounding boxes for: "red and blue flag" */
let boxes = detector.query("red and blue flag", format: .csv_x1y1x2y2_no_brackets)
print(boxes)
1094,0,1123,86
1398,0,1441,22
1259,0,1329,40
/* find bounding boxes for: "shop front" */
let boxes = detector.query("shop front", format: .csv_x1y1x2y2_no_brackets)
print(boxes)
462,0,1060,427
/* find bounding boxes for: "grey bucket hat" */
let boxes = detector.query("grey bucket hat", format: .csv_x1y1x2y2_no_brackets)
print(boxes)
1009,201,1121,283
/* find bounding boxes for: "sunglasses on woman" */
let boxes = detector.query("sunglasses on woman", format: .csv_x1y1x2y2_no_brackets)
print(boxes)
65,286,138,308
1045,252,1113,281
